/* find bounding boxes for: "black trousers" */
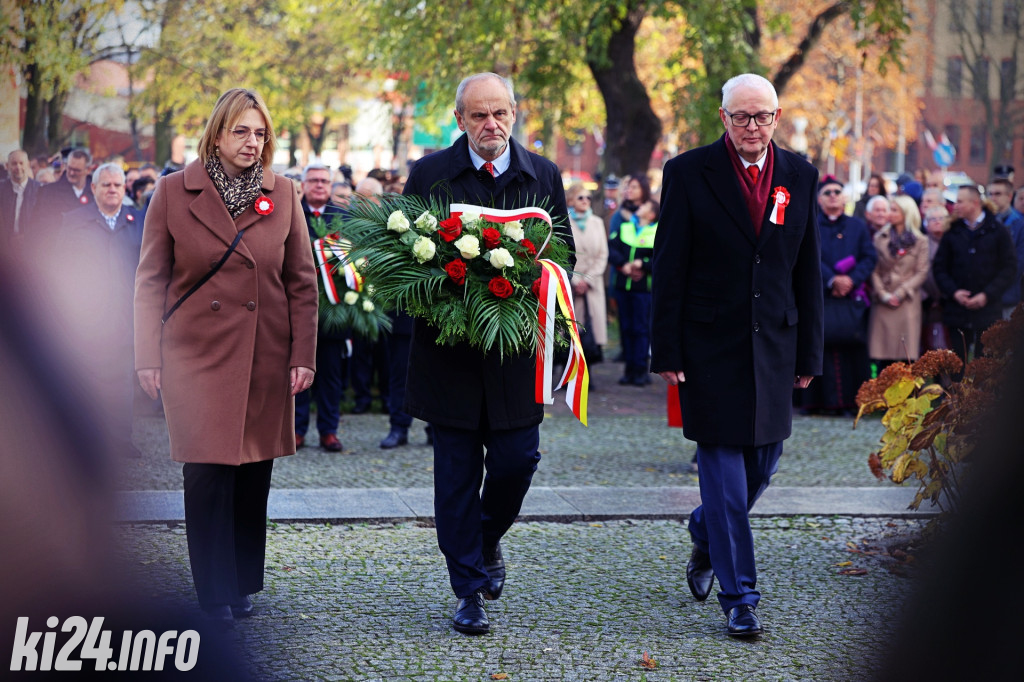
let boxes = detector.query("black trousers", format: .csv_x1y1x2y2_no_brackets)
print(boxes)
182,459,274,609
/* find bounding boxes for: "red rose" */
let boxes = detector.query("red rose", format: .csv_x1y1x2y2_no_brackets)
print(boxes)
445,259,467,285
482,227,502,249
531,277,542,298
521,238,537,256
489,276,514,299
439,216,462,243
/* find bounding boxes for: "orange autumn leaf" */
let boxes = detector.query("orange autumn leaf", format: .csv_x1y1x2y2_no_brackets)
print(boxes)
640,651,657,670
490,674,508,680
838,567,868,576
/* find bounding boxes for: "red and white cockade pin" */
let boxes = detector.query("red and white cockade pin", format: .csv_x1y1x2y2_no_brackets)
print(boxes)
79,195,89,204
126,213,134,221
769,186,790,225
255,196,274,215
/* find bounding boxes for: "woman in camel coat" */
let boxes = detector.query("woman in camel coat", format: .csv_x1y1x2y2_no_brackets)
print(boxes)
566,182,608,354
868,194,930,363
135,89,318,622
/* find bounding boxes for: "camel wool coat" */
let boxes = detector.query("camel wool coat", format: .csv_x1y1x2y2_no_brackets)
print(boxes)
569,212,608,345
134,160,318,465
868,227,930,360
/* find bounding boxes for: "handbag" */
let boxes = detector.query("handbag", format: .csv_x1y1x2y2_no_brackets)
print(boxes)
823,295,868,344
161,228,247,324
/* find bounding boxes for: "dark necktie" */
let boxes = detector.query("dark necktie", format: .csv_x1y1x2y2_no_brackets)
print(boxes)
747,165,759,183
483,161,495,177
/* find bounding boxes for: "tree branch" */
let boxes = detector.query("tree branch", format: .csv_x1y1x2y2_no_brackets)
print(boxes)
772,1,850,95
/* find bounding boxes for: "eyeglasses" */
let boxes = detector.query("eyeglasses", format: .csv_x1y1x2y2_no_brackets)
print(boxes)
723,109,777,127
575,195,591,201
225,126,268,142
821,189,842,197
305,178,331,184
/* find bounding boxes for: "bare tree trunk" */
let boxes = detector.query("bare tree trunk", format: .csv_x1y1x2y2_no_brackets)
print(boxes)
587,1,661,177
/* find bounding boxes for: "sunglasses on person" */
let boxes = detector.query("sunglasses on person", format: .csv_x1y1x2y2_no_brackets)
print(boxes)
575,195,591,201
821,189,842,197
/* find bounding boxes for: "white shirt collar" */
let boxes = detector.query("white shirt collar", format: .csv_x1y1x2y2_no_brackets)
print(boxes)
740,151,767,172
468,144,512,176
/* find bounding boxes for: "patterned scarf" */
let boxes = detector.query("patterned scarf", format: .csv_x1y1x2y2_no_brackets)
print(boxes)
205,154,264,218
887,226,917,258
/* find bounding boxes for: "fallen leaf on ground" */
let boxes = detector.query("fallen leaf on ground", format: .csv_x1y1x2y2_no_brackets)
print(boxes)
490,674,508,680
835,561,853,567
838,567,869,576
640,651,657,670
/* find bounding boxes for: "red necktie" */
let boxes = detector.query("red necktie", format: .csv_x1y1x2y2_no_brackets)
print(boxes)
747,165,759,183
483,161,495,177
313,210,321,218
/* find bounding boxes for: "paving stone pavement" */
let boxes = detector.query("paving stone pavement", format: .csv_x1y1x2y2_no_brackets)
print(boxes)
113,357,924,680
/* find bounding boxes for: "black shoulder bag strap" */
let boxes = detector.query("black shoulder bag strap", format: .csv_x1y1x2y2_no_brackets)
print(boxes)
162,228,247,324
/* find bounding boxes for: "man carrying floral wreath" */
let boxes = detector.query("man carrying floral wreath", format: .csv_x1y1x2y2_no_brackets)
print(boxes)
400,72,573,635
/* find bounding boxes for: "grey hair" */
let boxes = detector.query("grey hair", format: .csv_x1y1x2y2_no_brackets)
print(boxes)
721,73,779,110
67,148,93,164
91,162,125,185
455,73,516,114
866,195,890,212
301,162,330,182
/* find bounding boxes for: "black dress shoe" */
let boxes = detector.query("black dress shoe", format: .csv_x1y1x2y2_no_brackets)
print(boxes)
483,543,506,600
686,547,715,601
351,403,371,414
726,604,762,637
452,591,489,635
201,605,234,627
231,596,254,618
379,427,409,449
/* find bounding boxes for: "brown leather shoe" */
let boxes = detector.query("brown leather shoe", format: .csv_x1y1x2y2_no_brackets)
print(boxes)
320,433,343,452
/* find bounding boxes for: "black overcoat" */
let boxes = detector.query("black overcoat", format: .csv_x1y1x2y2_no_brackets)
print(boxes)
650,137,824,446
401,134,572,430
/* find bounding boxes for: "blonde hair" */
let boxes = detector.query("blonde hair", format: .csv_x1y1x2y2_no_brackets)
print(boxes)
889,194,924,239
198,89,276,168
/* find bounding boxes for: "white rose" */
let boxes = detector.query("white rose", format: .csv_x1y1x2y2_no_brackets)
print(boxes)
454,234,481,259
343,291,359,305
502,221,524,241
412,235,436,263
366,284,375,295
487,247,514,269
387,210,411,233
461,210,482,227
362,299,375,312
415,211,438,232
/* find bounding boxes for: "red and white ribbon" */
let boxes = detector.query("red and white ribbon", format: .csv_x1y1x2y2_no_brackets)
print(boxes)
450,203,553,226
313,237,362,305
769,186,790,225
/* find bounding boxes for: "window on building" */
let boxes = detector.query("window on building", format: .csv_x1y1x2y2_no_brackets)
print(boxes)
948,56,964,97
970,125,988,164
1005,0,1020,32
975,57,991,99
978,0,994,32
1001,58,1017,100
945,124,962,153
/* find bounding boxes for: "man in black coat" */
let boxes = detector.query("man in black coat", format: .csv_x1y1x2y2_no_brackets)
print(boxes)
294,163,349,452
58,162,143,458
933,184,1017,371
401,72,572,635
0,149,40,251
651,73,824,637
33,148,94,235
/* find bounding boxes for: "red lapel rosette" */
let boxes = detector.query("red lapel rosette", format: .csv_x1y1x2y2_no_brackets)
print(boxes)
79,195,89,204
769,186,790,225
255,196,274,215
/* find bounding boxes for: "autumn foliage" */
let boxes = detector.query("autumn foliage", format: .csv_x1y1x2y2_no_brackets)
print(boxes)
855,307,1024,513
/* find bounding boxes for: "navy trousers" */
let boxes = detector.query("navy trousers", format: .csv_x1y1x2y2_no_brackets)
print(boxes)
182,459,273,609
384,313,413,429
431,423,541,598
295,337,347,436
619,291,651,378
688,441,783,612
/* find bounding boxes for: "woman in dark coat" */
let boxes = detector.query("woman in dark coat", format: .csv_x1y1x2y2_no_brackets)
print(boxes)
802,176,877,415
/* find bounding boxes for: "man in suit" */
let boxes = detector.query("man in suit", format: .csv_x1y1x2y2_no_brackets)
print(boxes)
402,72,572,635
651,73,824,637
59,162,144,458
33,148,94,234
294,162,348,452
0,149,40,251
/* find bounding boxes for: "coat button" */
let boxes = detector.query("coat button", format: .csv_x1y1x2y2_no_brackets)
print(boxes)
753,289,761,298
245,260,255,269
246,301,256,311
210,301,221,311
754,253,762,264
210,259,219,268
753,322,760,332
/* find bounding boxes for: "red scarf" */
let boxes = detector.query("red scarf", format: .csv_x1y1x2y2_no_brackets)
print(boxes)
725,135,774,236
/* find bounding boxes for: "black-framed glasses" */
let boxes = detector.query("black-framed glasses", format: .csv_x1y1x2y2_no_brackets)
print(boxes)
723,109,777,127
575,195,591,201
225,126,267,142
821,189,842,197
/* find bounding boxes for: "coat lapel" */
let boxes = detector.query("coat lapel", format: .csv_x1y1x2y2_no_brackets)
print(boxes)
757,142,798,247
185,161,239,249
702,137,756,246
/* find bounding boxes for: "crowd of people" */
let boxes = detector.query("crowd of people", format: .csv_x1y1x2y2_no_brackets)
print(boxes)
1,70,1022,642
